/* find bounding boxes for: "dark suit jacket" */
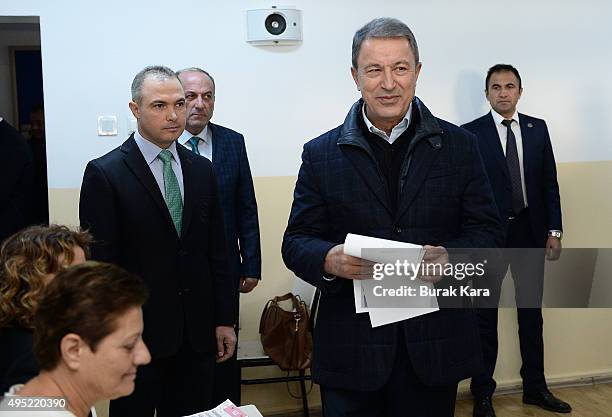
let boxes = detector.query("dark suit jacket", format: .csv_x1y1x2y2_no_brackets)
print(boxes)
209,123,261,282
461,112,562,247
79,135,236,358
0,120,33,243
282,98,503,390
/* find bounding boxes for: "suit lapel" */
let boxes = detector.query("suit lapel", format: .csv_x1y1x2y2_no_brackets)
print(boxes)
340,144,392,216
483,113,510,182
177,145,195,237
209,123,227,179
121,135,176,230
210,123,221,163
518,113,533,179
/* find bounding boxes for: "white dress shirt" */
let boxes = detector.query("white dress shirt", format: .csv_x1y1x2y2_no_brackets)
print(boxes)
362,102,412,144
490,109,528,207
179,124,213,161
134,130,184,202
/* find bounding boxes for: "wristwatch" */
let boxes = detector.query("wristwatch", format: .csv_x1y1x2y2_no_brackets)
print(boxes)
548,230,563,240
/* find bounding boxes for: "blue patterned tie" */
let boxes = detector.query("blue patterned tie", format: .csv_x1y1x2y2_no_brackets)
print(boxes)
188,136,201,155
157,150,183,234
502,119,525,215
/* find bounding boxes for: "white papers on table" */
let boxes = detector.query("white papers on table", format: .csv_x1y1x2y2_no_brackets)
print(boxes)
184,399,263,417
344,233,439,327
238,406,263,417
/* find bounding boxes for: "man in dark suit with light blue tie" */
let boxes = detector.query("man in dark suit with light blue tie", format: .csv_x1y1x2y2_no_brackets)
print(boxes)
462,64,571,416
80,65,237,416
177,67,261,405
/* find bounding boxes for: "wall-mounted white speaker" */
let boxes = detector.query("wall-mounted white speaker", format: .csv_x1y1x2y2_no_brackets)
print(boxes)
246,7,302,45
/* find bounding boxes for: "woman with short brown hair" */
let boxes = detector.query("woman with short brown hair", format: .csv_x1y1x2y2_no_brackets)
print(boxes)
1,262,151,417
0,225,91,392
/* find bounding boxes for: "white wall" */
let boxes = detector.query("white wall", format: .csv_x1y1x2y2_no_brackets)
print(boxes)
1,0,612,187
0,21,40,126
3,4,612,409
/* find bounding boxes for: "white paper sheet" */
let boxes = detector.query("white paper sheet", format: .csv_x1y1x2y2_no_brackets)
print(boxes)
184,400,263,417
353,277,369,313
346,233,423,313
344,233,424,260
343,233,439,327
367,306,439,327
238,405,264,417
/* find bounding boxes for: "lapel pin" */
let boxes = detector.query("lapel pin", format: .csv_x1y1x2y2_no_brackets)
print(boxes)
527,123,533,128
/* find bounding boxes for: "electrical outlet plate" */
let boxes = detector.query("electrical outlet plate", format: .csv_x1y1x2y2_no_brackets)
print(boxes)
97,115,118,136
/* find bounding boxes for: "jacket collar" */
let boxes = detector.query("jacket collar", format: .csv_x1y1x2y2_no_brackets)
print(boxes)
335,97,444,219
120,134,193,239
120,135,178,237
337,97,443,150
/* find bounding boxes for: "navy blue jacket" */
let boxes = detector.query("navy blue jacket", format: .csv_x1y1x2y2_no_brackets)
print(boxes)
461,112,562,246
282,98,503,390
209,123,261,282
79,135,236,358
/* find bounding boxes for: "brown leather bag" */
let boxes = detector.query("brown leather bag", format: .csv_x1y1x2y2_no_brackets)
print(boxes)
259,293,312,371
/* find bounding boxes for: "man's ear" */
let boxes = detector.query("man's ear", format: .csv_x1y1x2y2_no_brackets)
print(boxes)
59,333,85,371
351,67,360,91
414,62,422,82
129,101,140,119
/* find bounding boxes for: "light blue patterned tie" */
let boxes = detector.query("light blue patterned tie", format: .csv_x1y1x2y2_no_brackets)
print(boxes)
188,136,201,155
158,150,183,234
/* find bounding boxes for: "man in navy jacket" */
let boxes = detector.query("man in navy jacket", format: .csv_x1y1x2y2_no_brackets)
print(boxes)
282,18,503,417
462,64,570,416
177,68,261,405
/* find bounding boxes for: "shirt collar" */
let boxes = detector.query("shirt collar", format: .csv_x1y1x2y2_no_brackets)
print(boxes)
134,130,180,165
491,108,520,126
179,124,210,146
362,102,412,138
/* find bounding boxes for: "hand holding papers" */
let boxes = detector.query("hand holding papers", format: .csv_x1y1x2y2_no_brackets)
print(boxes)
419,245,450,283
343,233,439,327
323,244,375,280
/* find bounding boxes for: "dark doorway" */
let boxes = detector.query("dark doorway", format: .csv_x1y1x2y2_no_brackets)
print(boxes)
1,17,49,226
